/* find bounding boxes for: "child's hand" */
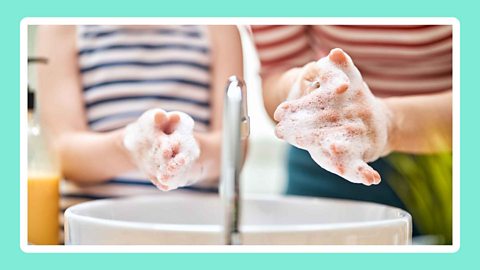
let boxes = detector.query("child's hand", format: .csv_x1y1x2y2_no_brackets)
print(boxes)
123,109,201,191
274,48,392,185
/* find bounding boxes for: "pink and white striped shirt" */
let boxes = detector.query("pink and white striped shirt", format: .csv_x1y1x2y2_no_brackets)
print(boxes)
251,25,452,97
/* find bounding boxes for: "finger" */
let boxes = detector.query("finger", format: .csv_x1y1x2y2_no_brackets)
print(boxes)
303,61,322,82
274,107,308,141
300,62,323,96
158,172,171,184
165,113,181,134
335,83,349,94
158,153,189,185
154,111,168,129
274,102,291,122
274,93,318,122
162,145,173,159
163,140,181,159
166,154,187,175
147,173,159,185
156,182,170,191
274,123,286,140
328,48,351,68
171,140,181,156
330,143,347,157
288,62,322,100
293,132,317,148
329,143,348,175
317,68,350,95
356,162,381,185
328,48,365,86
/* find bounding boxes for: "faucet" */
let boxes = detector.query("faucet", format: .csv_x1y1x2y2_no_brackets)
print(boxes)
220,76,249,245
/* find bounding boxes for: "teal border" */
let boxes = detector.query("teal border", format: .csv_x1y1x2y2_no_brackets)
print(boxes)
2,0,477,269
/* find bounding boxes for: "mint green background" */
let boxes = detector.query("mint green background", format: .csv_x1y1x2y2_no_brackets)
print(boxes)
2,0,477,269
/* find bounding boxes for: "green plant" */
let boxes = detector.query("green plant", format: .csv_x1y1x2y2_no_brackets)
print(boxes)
386,151,452,244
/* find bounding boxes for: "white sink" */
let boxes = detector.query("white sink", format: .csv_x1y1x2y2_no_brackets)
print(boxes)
64,193,411,245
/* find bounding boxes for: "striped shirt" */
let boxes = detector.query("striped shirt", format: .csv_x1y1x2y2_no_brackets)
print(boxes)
60,25,216,226
251,25,452,96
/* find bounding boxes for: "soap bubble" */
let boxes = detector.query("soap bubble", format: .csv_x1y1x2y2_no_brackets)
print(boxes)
124,109,201,191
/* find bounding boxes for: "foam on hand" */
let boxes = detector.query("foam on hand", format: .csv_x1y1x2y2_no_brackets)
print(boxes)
274,48,390,185
124,109,201,191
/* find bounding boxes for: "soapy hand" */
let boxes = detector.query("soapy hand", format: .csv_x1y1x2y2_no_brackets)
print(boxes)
274,48,392,185
123,109,201,191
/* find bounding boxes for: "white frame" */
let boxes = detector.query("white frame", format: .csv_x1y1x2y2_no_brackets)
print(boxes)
20,17,460,253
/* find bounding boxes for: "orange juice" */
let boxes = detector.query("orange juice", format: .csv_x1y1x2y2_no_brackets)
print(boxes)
28,172,60,245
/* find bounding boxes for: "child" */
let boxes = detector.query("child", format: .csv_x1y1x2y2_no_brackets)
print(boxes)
36,25,243,212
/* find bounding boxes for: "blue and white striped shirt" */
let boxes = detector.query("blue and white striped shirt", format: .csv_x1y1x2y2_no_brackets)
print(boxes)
61,25,216,216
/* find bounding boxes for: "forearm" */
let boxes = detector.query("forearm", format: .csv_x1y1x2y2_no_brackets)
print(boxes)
194,130,222,181
384,91,452,154
194,129,248,183
57,129,135,183
262,68,302,120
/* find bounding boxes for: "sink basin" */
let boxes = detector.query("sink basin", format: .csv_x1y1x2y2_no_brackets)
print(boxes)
64,193,411,245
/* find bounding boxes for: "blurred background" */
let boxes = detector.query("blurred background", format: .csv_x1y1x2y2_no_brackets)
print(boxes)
238,26,287,195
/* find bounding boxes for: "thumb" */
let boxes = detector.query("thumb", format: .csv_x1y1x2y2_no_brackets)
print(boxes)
353,160,381,186
164,113,181,135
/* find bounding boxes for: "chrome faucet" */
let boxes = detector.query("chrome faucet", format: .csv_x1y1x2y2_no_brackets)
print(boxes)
220,76,249,245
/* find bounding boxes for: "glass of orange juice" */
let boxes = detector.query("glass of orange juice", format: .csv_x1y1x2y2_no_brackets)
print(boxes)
28,172,60,245
28,118,60,245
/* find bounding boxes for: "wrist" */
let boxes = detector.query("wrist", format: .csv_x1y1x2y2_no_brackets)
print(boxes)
114,128,136,168
282,67,302,97
193,131,220,163
193,131,221,181
382,97,401,153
